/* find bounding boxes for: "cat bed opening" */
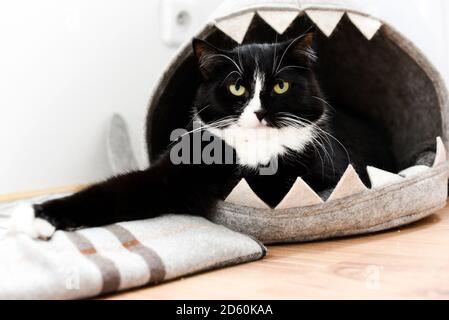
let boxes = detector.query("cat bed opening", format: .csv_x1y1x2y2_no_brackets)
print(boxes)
145,0,449,243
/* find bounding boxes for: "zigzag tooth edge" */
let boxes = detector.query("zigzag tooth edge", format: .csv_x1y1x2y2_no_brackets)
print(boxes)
215,11,255,44
367,166,403,189
305,9,344,37
275,177,324,210
347,12,382,40
257,10,299,35
434,136,447,167
225,179,270,209
328,165,368,201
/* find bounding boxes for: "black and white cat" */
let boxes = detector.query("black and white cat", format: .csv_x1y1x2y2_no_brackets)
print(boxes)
9,33,395,238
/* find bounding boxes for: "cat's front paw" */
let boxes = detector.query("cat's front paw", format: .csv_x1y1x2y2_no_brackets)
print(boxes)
8,204,56,240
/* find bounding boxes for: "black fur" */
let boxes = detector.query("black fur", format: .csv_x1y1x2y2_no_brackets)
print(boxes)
35,34,396,229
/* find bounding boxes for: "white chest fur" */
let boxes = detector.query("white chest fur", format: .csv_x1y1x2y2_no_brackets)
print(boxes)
208,125,315,168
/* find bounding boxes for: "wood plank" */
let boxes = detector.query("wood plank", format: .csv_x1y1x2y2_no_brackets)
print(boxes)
107,207,449,300
0,185,86,203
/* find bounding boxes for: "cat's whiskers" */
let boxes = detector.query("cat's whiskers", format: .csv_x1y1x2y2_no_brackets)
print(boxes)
207,54,243,75
272,33,279,74
177,116,237,140
237,46,245,73
280,115,336,161
277,120,327,176
188,104,211,128
281,148,309,171
275,65,310,76
279,113,334,155
277,114,331,154
276,116,331,176
274,26,315,74
310,133,335,176
284,111,349,163
275,26,317,74
274,39,297,75
221,71,242,86
311,96,336,113
277,112,351,166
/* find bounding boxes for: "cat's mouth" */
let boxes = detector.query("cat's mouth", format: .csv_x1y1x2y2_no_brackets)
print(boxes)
237,121,271,129
213,118,310,133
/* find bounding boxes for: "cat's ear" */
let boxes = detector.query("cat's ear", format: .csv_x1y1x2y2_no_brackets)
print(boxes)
283,31,317,65
192,38,226,79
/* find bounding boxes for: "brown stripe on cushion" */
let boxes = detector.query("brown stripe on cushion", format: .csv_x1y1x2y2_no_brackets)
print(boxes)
104,224,166,284
65,232,121,294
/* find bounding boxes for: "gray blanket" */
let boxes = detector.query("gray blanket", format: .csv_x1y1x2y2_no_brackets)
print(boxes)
0,195,266,299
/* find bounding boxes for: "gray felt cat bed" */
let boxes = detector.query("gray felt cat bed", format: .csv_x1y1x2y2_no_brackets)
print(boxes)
144,0,449,244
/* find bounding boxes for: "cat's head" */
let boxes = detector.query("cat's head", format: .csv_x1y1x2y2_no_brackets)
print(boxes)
191,33,328,167
192,33,326,131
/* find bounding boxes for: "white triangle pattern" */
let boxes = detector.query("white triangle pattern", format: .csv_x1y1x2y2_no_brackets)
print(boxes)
275,177,323,210
327,165,368,201
399,165,429,178
215,9,383,42
225,179,270,209
347,12,382,40
305,10,344,37
367,166,404,189
215,12,255,44
434,137,447,167
257,10,299,34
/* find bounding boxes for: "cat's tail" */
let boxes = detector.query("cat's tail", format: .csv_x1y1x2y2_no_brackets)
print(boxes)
106,114,139,175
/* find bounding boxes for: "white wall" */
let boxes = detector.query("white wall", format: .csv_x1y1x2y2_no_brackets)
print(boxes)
0,0,221,194
0,0,448,194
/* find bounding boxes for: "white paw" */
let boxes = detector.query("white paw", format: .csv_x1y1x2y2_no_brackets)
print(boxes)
8,204,56,240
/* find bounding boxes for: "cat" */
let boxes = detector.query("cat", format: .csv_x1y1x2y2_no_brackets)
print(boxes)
10,32,395,238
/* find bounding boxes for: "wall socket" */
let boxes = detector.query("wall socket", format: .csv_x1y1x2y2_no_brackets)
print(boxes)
159,0,210,47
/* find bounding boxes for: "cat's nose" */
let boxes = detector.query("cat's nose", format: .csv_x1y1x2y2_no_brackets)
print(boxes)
254,110,268,122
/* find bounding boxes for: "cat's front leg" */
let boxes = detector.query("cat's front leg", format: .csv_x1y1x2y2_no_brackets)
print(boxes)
7,177,141,239
7,204,56,239
7,153,231,239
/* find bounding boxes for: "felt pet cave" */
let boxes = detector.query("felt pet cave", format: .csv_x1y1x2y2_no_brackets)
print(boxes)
146,0,449,244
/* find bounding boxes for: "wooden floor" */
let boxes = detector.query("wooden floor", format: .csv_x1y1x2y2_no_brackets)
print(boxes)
2,186,449,299
109,206,449,300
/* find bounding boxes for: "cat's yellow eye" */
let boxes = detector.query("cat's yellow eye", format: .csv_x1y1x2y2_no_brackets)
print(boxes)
229,84,246,97
274,81,290,94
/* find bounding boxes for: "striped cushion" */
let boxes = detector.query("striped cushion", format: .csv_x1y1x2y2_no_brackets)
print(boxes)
0,195,266,299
